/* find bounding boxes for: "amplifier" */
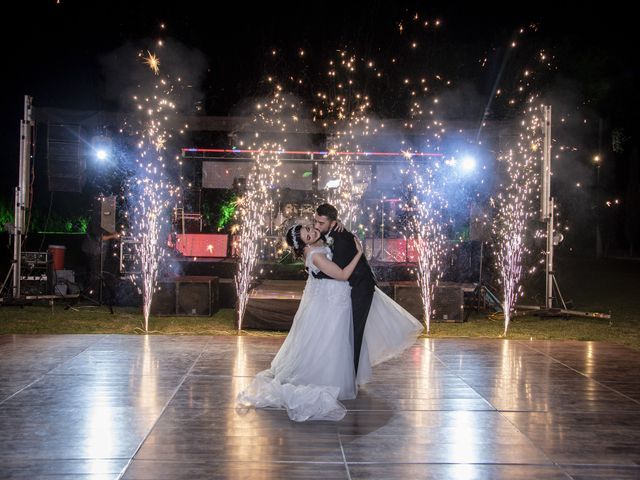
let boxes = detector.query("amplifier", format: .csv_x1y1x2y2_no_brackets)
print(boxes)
21,251,49,278
20,279,49,296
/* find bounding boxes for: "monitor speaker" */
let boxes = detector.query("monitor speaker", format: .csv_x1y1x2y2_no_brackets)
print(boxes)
150,276,220,316
393,283,423,320
393,283,465,322
432,285,464,322
175,276,219,316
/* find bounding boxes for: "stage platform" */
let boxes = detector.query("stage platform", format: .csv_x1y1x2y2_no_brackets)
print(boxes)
244,280,304,330
1,335,640,479
242,280,476,329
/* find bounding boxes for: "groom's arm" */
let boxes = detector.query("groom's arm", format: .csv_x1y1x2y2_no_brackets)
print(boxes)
330,230,357,268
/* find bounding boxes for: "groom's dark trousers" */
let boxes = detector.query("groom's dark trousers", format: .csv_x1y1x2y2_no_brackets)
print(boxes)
313,230,376,373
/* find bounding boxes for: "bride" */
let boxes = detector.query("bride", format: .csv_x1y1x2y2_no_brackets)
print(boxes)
237,224,422,422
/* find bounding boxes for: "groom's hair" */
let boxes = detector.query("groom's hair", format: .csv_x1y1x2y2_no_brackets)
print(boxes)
316,203,338,221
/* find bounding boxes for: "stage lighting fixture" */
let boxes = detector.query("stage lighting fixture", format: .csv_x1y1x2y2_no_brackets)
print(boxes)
460,156,476,173
95,149,109,161
553,232,564,246
91,135,113,162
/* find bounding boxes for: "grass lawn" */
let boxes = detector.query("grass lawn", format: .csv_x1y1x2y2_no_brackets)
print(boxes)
1,255,638,348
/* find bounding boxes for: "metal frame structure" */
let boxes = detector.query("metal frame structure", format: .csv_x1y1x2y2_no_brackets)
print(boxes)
535,105,610,319
8,96,34,299
2,96,80,303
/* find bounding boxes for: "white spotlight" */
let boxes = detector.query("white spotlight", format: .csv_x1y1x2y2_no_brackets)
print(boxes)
460,156,476,173
91,135,113,162
95,149,109,161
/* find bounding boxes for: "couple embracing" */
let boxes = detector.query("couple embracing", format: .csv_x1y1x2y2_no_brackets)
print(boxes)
238,204,423,421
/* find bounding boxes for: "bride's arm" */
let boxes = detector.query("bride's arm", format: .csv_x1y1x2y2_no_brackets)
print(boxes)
310,236,363,280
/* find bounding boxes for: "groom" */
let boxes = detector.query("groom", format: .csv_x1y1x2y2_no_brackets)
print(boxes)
313,203,376,374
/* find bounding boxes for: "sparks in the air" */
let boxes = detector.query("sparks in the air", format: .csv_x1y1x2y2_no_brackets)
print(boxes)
491,106,540,335
143,50,160,75
403,156,448,334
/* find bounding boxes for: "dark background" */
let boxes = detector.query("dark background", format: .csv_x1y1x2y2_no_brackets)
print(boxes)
1,1,637,259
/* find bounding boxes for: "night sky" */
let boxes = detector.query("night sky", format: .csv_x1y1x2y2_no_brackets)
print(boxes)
4,2,635,115
1,0,637,251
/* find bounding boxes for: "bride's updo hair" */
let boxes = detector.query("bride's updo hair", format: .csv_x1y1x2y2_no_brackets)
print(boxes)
285,224,305,257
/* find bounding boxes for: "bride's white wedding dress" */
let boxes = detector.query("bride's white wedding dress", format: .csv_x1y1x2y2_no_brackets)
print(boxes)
237,246,423,421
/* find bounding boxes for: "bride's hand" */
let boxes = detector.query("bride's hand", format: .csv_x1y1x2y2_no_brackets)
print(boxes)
353,235,363,254
332,220,345,233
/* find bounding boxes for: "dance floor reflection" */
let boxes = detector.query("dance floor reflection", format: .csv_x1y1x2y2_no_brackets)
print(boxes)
1,334,640,479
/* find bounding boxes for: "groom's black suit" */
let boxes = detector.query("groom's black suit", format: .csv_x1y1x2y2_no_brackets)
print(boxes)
313,230,376,374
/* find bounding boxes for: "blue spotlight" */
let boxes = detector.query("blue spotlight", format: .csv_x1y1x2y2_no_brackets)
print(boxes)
460,156,476,173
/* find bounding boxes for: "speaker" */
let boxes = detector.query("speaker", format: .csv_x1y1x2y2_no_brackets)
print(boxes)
150,282,176,316
469,203,491,242
47,123,86,192
442,241,483,283
393,282,465,322
393,283,424,320
432,285,464,322
100,196,117,233
175,276,219,316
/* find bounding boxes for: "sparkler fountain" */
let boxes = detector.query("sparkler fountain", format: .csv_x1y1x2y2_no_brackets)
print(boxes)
234,152,279,330
491,105,540,335
124,48,181,332
403,155,448,334
235,86,291,330
129,177,173,331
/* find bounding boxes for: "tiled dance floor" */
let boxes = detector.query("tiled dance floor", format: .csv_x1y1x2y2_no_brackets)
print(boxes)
1,334,640,479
